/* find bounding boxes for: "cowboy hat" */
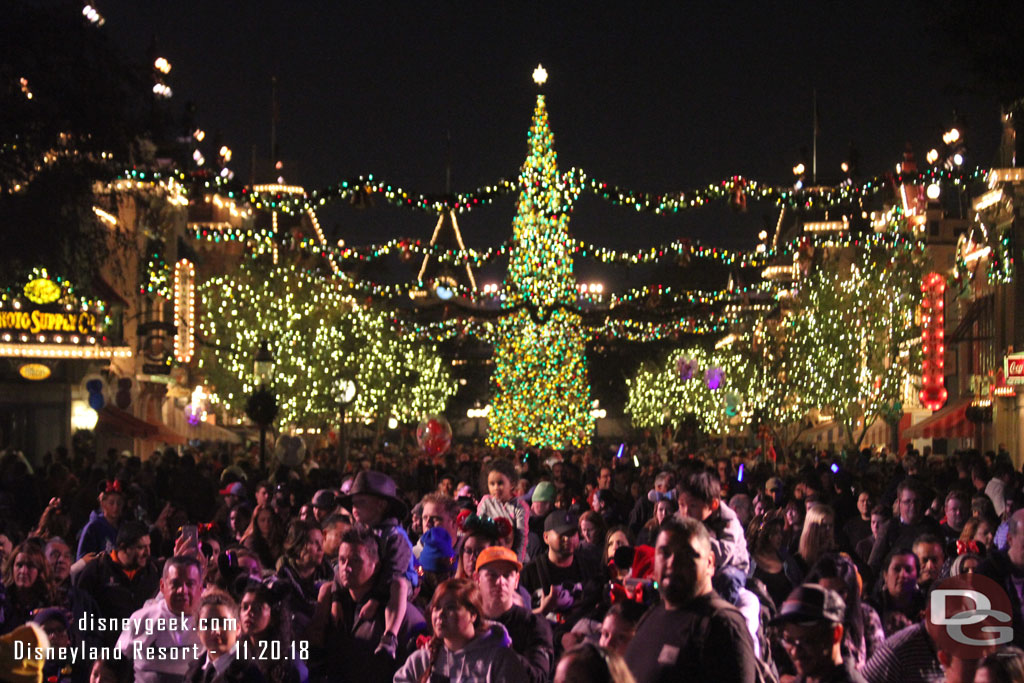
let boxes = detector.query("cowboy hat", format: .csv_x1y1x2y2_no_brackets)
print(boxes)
338,470,408,520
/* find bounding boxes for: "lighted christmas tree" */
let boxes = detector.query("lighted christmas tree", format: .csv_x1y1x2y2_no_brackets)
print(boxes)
199,258,456,429
488,66,594,448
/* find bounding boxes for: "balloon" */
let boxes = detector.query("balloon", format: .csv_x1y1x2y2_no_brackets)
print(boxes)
86,379,105,411
676,355,698,382
705,367,724,391
724,391,742,417
416,415,452,457
275,435,307,467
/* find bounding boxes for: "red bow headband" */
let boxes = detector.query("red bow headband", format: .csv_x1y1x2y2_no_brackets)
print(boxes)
956,540,980,556
102,480,123,495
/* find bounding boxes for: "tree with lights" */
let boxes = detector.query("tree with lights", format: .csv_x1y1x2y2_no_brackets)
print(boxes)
625,340,761,440
488,69,594,448
781,239,924,449
199,258,456,431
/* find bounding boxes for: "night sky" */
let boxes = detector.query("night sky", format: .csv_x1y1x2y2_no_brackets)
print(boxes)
108,2,998,268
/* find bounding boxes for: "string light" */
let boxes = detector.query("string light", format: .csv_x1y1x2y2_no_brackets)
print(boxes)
0,344,130,359
173,258,196,364
245,167,988,216
489,92,593,448
919,272,947,411
199,260,456,428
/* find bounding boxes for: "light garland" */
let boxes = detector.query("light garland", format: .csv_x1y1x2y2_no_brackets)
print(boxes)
244,167,988,216
0,344,131,359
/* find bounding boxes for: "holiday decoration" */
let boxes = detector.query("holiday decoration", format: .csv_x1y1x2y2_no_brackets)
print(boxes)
488,74,594,448
626,343,760,435
274,434,307,467
244,166,987,217
173,258,195,364
677,355,698,381
724,391,743,417
705,367,724,390
919,272,947,411
199,259,456,428
781,237,924,446
416,415,452,456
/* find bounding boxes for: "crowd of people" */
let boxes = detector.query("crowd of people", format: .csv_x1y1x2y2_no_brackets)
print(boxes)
0,439,1022,683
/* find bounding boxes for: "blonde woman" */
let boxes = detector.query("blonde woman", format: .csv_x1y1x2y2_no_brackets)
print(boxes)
784,503,836,585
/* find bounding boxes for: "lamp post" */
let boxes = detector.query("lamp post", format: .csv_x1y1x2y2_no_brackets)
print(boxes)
246,340,277,471
334,376,357,470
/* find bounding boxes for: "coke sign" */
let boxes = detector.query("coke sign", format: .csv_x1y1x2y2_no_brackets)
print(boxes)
1005,352,1024,385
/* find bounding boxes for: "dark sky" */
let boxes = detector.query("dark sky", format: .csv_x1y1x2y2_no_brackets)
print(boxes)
107,1,998,263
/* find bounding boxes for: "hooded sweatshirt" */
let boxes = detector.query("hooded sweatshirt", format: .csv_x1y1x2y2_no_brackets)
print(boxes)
394,622,526,683
76,509,118,560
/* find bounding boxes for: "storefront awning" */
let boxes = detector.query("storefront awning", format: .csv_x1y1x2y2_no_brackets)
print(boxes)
902,397,974,440
97,406,187,444
163,407,243,444
97,405,156,438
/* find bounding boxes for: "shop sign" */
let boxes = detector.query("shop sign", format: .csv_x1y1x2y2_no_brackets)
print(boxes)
0,308,96,336
1004,352,1024,385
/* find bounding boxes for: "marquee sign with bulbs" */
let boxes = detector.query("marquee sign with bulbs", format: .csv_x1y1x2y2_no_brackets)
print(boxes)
0,270,131,362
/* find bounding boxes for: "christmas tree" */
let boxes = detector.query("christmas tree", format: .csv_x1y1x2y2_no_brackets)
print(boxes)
488,68,594,448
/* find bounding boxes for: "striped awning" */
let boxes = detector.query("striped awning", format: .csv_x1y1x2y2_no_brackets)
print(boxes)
902,397,973,440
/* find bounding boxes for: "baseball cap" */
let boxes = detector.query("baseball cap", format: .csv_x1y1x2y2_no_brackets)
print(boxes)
770,584,845,626
544,510,578,535
531,481,556,503
765,477,784,493
311,489,337,510
475,546,522,573
219,482,245,497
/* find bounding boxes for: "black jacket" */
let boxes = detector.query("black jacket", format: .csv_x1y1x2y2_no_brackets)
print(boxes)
868,516,942,575
496,604,554,683
74,552,160,645
978,549,1024,648
183,656,265,683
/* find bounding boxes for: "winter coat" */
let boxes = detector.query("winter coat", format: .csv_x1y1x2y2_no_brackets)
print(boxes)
393,622,526,683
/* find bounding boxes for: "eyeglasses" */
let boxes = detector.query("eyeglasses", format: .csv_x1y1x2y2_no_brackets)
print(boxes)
780,630,829,650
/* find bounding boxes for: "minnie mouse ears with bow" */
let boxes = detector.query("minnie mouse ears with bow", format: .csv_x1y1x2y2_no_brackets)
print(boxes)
457,513,513,541
98,479,124,496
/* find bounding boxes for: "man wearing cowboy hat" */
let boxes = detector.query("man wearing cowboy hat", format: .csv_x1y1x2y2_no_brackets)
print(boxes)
338,471,417,659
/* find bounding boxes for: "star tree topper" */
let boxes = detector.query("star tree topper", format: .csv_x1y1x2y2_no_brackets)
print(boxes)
533,63,548,86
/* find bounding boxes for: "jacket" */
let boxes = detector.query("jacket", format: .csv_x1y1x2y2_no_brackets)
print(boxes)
394,622,526,683
73,551,161,646
496,605,554,683
704,501,750,573
478,495,529,563
977,549,1024,648
183,654,265,683
76,510,118,559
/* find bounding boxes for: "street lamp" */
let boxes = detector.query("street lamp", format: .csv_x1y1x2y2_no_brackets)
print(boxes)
246,340,277,471
334,375,358,468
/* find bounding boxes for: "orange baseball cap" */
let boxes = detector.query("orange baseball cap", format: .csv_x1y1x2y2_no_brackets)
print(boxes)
474,546,522,573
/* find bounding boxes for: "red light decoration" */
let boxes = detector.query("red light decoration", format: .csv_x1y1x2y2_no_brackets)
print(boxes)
919,272,947,410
